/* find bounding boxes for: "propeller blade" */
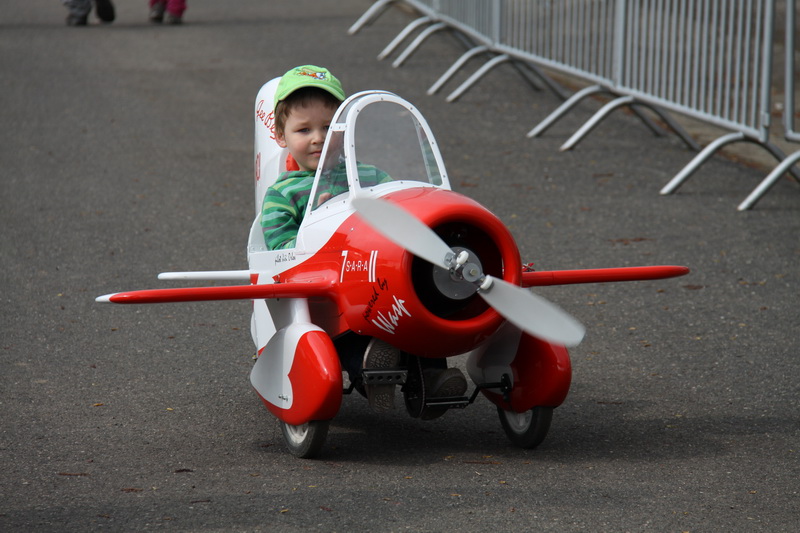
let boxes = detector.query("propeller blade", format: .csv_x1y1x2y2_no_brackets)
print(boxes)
351,197,452,269
478,276,586,347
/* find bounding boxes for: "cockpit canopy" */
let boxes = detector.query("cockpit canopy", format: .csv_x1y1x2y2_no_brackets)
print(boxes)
308,91,451,213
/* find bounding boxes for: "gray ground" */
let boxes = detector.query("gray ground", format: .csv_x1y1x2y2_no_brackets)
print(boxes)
1,1,798,531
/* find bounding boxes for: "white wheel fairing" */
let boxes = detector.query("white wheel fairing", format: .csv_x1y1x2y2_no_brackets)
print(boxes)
251,322,326,410
250,326,297,409
251,298,274,354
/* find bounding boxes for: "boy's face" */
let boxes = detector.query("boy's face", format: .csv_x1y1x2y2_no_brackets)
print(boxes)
276,99,337,172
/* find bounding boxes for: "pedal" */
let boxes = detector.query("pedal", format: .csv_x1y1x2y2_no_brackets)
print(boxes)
424,395,470,410
362,368,407,386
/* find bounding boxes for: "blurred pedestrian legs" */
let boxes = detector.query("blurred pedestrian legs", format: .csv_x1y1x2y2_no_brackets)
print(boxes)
148,0,187,25
62,0,115,26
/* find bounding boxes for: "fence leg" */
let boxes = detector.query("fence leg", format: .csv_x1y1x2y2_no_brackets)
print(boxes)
428,45,490,95
738,150,800,210
636,105,702,152
660,132,745,195
349,0,397,35
526,85,605,138
446,54,510,102
378,16,433,61
392,22,447,68
517,62,570,101
628,104,669,137
560,96,635,151
509,62,545,93
759,140,800,182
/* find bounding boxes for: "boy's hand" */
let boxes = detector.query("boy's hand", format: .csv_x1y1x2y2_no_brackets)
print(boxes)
317,192,332,205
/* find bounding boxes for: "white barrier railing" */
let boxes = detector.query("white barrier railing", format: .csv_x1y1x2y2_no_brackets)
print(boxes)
350,0,798,210
784,0,800,144
498,0,618,86
738,0,800,210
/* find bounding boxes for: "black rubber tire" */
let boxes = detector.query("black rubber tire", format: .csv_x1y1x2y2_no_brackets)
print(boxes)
497,406,553,449
280,420,330,458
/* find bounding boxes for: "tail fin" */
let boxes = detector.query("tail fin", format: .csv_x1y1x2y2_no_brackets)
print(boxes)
254,77,290,216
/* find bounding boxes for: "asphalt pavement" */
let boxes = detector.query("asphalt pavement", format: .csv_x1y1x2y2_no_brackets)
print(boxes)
1,1,798,531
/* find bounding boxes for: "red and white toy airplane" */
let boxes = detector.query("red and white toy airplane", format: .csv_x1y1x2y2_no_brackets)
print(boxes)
97,79,689,458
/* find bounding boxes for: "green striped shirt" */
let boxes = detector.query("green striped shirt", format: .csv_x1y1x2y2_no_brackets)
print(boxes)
261,164,390,250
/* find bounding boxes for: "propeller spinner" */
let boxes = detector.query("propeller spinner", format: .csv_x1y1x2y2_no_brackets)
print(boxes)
352,197,586,347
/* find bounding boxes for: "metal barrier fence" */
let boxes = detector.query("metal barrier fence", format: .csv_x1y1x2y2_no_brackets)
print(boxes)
738,0,800,210
498,0,618,86
350,0,798,210
784,0,800,144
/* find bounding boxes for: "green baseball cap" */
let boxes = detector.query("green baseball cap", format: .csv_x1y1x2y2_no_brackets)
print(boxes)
273,65,345,108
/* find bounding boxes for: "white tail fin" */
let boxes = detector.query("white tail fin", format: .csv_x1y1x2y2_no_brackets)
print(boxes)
253,77,290,216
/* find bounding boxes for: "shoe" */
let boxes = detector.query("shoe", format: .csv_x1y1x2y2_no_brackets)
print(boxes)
420,367,468,420
424,367,467,398
149,2,165,23
166,12,182,25
66,14,88,26
94,0,115,23
362,339,401,412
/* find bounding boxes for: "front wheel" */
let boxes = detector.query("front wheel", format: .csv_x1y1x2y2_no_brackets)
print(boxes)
280,420,330,458
497,406,553,449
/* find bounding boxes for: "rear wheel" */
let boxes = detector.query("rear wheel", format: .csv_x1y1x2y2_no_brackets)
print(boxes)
497,406,553,449
280,420,330,458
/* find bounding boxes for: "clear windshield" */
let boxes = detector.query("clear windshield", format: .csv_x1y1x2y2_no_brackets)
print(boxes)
352,101,443,187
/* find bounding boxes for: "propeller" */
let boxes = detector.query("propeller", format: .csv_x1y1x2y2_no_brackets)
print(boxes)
351,197,586,347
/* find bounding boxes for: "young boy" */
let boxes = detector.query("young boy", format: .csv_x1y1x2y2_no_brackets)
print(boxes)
260,65,346,251
262,65,392,250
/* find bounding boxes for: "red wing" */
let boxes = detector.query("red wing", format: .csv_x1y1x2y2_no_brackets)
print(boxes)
521,265,689,287
96,278,335,304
